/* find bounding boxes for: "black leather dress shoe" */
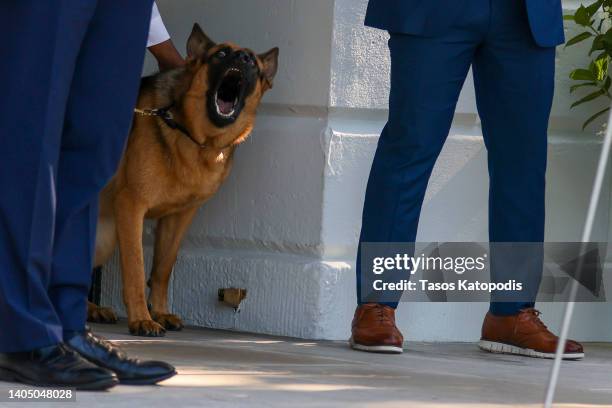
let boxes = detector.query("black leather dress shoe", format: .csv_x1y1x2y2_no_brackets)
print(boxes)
0,343,118,390
66,329,176,385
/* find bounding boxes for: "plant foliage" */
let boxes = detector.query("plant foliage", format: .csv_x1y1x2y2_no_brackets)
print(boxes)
566,0,612,129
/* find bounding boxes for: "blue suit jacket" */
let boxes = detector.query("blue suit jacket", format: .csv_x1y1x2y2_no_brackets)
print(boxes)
364,0,565,47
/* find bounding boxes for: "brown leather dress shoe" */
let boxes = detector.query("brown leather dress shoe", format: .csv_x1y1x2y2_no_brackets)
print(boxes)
479,308,584,360
349,304,404,354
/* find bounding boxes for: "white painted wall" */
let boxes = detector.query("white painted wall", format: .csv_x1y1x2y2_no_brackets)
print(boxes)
102,0,612,342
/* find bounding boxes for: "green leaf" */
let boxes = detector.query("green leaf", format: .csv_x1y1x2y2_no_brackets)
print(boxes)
565,31,593,47
570,68,598,81
571,82,598,93
594,55,610,80
574,5,591,26
586,0,604,15
571,88,607,108
600,28,612,53
564,14,575,21
583,107,611,129
589,35,605,55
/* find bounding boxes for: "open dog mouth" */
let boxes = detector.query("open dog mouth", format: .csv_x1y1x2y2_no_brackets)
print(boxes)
214,68,244,118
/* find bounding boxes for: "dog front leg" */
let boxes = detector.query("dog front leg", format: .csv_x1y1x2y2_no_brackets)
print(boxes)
149,207,199,331
115,192,165,337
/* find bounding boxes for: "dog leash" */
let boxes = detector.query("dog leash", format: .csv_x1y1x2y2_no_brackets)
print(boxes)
134,105,209,149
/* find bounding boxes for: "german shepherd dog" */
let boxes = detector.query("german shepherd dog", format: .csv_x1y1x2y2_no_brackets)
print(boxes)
89,24,279,337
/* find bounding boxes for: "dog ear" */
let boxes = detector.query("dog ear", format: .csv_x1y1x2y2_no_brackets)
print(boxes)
258,47,279,91
187,23,215,59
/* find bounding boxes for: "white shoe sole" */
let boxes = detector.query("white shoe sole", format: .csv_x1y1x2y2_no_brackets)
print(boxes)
479,340,584,360
349,337,403,354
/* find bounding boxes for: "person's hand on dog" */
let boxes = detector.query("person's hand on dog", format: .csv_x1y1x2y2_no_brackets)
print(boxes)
147,2,185,70
149,39,185,70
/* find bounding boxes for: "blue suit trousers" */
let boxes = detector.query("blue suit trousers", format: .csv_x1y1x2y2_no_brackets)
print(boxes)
0,0,152,352
357,0,556,315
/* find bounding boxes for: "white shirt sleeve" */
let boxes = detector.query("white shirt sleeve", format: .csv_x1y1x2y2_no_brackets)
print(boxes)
147,2,171,48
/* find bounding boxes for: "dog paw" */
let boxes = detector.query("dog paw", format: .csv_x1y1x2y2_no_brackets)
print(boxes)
152,313,184,331
128,320,166,337
87,304,118,324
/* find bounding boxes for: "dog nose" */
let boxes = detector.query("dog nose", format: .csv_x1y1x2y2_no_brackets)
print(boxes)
236,51,251,64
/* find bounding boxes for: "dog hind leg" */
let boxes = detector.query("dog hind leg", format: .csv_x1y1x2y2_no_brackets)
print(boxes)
88,193,119,323
94,214,117,268
87,300,118,324
94,183,118,267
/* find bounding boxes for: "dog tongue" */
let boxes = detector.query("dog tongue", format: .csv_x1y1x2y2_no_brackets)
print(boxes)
218,100,234,115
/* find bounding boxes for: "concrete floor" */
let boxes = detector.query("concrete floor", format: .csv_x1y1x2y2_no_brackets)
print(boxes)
1,323,611,408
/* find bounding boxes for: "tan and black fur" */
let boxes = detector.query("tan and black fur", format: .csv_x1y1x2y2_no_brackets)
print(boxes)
89,24,279,336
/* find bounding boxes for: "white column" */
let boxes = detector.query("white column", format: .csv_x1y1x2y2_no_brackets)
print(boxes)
102,0,612,341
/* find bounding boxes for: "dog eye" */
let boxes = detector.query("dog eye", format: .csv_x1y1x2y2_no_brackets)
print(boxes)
217,50,227,59
246,53,256,66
